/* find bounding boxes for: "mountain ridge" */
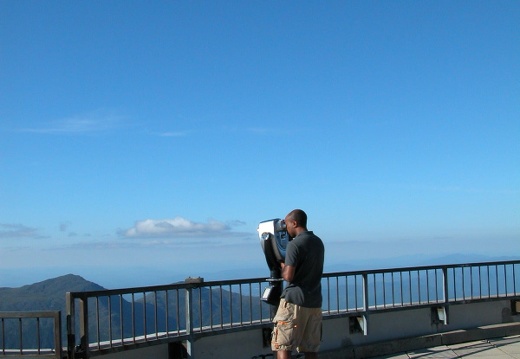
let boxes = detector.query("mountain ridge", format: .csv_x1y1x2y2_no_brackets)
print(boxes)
0,273,105,310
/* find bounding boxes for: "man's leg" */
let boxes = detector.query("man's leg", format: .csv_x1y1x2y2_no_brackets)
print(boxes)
297,307,322,358
276,350,292,359
272,299,298,356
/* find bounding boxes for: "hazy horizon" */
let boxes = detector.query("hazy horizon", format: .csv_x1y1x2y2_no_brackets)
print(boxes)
2,251,517,290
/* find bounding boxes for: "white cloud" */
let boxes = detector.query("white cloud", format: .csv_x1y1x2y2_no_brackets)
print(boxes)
122,217,234,239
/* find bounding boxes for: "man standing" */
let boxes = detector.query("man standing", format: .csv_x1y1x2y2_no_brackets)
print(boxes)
271,209,325,359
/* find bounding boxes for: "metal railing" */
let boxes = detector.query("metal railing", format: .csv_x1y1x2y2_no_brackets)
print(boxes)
66,277,275,358
3,261,519,358
322,260,520,317
0,311,62,358
65,259,520,358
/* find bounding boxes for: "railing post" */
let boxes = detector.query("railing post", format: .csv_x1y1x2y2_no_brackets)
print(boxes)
442,267,449,304
361,273,369,335
442,267,450,324
362,273,368,312
66,293,75,359
185,277,203,359
185,284,194,358
54,311,63,359
79,295,89,359
66,293,89,359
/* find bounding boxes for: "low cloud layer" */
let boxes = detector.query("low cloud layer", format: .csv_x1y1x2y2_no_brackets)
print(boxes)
122,217,237,239
0,223,40,239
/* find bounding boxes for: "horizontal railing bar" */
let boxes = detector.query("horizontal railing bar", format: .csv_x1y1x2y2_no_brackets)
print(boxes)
0,311,60,319
68,277,269,298
323,259,520,278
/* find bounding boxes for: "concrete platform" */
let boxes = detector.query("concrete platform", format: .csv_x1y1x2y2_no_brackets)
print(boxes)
378,335,520,358
320,323,520,358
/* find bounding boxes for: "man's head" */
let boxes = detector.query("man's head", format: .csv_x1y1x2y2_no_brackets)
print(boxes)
284,209,308,238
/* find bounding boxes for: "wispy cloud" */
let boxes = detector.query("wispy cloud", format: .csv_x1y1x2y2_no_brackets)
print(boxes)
247,127,288,135
0,223,41,239
18,110,126,135
157,131,189,137
121,216,243,239
152,126,292,138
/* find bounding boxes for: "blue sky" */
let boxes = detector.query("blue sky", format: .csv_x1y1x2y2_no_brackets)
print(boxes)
1,1,519,288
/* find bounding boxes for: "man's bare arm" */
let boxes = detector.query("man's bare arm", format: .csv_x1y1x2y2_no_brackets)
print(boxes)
280,262,295,282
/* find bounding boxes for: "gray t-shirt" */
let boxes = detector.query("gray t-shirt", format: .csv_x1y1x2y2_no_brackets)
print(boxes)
282,231,324,308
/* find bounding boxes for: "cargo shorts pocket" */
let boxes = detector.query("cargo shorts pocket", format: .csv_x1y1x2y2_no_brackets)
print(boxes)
272,320,295,350
271,300,296,351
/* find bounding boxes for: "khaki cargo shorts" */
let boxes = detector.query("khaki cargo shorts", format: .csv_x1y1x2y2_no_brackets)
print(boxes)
271,298,322,353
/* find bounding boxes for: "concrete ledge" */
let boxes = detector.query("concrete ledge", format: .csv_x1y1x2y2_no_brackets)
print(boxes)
441,322,520,345
320,322,520,359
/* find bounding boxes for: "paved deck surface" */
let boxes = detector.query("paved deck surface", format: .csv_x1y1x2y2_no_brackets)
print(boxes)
376,335,520,358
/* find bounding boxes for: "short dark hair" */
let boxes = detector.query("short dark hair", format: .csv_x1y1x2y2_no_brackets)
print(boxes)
287,209,307,228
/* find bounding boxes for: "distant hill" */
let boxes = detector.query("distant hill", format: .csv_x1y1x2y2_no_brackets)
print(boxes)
0,274,107,350
0,273,105,310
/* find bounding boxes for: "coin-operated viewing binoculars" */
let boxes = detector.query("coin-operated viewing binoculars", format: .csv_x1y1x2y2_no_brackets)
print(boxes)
257,218,290,306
